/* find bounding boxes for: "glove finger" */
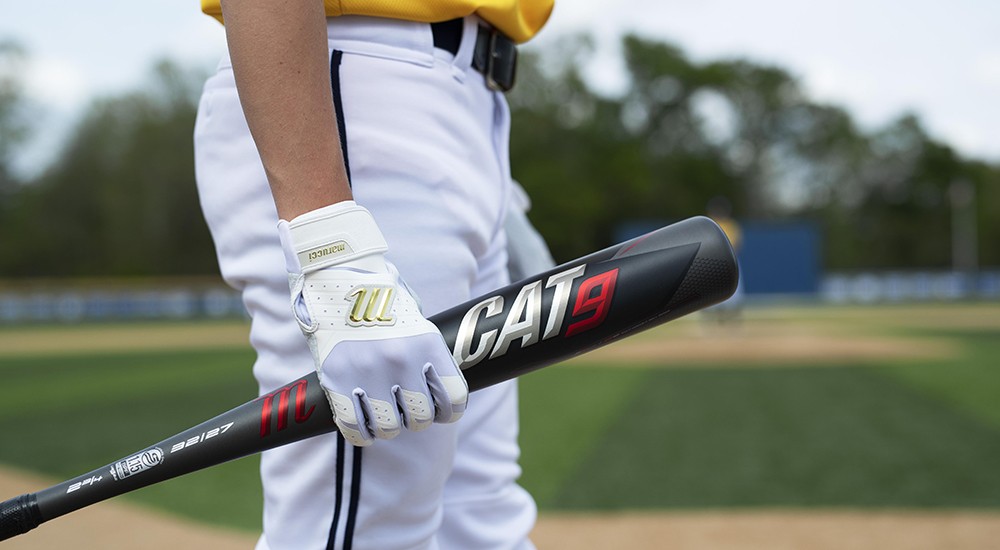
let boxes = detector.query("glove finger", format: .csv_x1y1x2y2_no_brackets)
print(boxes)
327,390,374,447
356,389,402,440
393,384,434,432
423,360,469,424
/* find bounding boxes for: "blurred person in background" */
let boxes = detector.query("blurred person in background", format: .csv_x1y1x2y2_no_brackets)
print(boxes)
705,195,744,323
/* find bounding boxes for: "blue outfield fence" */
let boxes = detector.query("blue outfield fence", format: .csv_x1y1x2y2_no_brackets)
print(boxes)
617,218,822,297
0,284,246,324
821,271,1000,303
616,218,999,303
738,221,821,296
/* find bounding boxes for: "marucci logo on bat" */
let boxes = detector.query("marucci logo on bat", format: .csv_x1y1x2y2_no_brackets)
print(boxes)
452,264,619,369
260,379,315,437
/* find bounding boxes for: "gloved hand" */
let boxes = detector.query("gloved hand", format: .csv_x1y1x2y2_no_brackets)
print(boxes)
278,201,468,446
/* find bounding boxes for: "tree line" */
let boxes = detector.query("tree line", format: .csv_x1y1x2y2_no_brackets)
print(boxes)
0,35,997,278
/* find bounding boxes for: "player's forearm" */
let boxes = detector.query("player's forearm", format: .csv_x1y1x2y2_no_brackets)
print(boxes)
220,0,351,220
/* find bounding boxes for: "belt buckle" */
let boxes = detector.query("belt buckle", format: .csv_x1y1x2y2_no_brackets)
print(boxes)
485,29,517,92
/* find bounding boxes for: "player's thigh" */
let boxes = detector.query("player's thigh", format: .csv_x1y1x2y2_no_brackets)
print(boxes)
334,50,508,313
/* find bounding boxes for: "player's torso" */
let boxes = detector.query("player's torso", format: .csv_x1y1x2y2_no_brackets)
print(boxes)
200,0,553,43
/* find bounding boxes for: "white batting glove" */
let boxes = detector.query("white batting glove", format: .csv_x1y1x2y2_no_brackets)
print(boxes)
277,201,468,447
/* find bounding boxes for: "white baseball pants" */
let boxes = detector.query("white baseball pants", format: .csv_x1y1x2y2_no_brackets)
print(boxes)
194,15,536,550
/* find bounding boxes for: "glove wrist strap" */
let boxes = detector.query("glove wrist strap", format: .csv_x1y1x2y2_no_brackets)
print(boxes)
278,201,389,274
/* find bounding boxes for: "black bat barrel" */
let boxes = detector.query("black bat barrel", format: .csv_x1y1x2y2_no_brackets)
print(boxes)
446,215,739,390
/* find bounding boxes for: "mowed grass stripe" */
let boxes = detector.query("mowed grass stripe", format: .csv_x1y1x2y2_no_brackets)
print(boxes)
0,321,252,359
546,365,1000,510
0,348,264,532
518,366,650,505
0,350,259,473
0,349,257,417
877,330,1000,430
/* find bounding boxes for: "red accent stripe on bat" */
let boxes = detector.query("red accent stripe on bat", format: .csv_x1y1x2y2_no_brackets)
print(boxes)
295,380,315,423
260,396,273,437
616,234,652,257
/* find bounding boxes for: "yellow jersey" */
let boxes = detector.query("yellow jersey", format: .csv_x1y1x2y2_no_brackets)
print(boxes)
201,0,553,44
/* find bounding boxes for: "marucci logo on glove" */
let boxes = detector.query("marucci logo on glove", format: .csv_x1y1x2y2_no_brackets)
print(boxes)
299,240,352,267
346,286,396,326
452,265,619,369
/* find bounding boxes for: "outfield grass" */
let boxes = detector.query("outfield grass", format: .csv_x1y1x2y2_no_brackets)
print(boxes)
0,303,998,532
519,305,1000,509
0,348,263,530
524,364,1000,509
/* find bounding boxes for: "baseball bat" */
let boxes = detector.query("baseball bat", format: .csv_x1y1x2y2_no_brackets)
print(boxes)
0,216,738,542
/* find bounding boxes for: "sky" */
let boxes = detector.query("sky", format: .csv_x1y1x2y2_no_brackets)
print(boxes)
2,0,999,175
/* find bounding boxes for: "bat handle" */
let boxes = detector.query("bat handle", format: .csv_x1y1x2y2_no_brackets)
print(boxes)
0,493,42,541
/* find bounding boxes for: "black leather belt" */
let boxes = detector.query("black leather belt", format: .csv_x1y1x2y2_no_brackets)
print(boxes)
431,19,518,92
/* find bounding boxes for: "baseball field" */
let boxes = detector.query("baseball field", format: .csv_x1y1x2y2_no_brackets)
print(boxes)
2,302,999,549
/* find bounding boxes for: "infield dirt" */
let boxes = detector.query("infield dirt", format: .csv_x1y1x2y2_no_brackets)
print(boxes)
4,465,999,550
0,304,981,363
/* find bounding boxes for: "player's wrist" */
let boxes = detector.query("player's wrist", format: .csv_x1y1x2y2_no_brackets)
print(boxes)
277,201,389,274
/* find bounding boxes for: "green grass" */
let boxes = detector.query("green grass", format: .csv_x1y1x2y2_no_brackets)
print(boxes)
525,365,1000,509
878,331,1000,429
1,304,998,532
516,366,649,504
516,311,1000,510
0,348,263,531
